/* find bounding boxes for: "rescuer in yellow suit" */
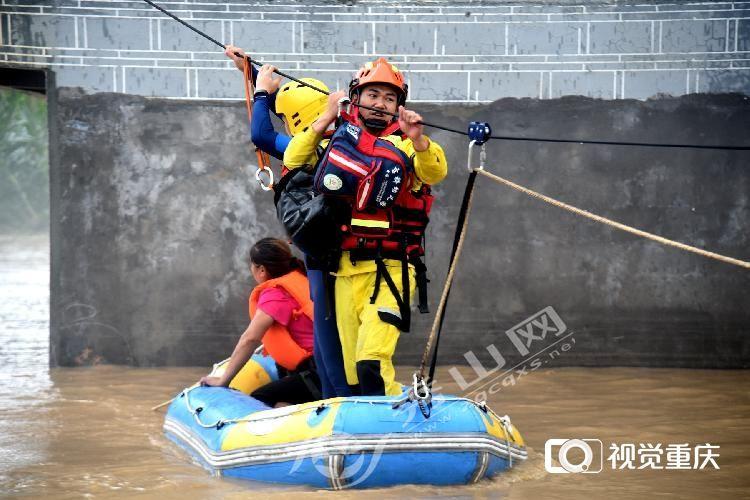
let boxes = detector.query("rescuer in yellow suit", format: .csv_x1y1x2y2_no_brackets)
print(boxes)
283,58,447,396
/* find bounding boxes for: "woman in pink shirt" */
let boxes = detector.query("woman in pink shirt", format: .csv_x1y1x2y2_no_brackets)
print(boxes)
201,238,321,407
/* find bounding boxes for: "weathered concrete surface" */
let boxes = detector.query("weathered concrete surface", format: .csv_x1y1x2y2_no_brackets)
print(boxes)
49,89,750,368
49,89,287,366
409,94,750,370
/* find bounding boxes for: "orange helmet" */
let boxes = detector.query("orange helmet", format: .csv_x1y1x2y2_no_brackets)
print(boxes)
349,57,408,105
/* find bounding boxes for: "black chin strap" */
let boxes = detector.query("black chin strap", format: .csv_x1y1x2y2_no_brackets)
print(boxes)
362,117,389,130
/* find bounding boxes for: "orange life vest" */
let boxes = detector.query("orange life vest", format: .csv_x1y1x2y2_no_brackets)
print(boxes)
248,270,313,371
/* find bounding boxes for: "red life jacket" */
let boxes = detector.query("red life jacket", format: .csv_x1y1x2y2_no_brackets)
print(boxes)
248,271,313,371
315,112,433,258
314,112,434,331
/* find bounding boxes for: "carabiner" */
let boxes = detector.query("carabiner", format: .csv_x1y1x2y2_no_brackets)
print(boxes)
255,165,274,191
338,96,352,116
466,121,491,172
412,372,431,401
466,140,487,172
411,373,432,419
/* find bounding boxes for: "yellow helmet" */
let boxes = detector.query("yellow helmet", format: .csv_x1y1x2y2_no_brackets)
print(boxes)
275,78,329,136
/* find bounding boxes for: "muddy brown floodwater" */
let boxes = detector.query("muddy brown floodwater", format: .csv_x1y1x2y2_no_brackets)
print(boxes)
1,235,748,499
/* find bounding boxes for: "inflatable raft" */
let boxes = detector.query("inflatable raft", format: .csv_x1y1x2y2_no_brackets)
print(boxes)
163,356,527,489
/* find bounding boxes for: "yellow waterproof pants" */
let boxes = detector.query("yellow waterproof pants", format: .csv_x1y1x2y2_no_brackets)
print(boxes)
335,264,416,396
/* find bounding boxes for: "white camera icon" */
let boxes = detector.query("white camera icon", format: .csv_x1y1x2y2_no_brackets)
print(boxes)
544,438,603,474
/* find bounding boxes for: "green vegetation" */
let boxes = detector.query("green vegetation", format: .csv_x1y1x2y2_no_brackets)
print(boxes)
0,86,49,233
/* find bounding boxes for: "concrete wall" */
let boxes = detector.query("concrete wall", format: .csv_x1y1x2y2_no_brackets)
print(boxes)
3,0,747,368
48,89,284,365
48,89,750,368
1,0,749,101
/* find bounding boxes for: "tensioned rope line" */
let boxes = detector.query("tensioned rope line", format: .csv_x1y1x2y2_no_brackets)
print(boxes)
423,171,478,386
475,168,750,269
141,0,750,151
419,171,479,384
486,135,750,150
414,163,749,394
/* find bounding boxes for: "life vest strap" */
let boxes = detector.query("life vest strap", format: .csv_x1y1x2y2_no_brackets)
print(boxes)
349,248,430,314
370,254,411,333
412,257,430,314
350,244,429,331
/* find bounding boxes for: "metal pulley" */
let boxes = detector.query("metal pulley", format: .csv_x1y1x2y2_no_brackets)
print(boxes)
467,121,491,172
468,121,491,145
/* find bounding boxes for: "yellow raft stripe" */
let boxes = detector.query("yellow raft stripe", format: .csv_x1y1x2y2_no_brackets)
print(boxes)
351,217,390,228
213,359,273,395
484,413,525,448
228,360,272,395
222,398,346,450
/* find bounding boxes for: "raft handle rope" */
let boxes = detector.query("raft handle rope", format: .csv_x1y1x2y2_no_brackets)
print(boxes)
183,386,234,430
181,384,510,431
141,0,750,152
498,415,515,468
181,385,523,460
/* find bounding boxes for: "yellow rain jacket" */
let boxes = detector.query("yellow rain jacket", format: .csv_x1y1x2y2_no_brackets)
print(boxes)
283,125,447,395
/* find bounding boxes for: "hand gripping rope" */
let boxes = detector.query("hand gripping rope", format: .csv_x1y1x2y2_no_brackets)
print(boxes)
241,60,274,191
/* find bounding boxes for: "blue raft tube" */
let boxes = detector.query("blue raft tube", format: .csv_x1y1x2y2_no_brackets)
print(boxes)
163,353,527,489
